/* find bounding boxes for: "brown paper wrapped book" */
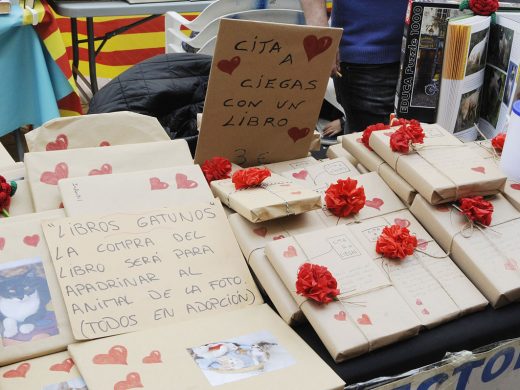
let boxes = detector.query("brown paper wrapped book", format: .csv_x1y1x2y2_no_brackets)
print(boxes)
325,138,359,166
369,125,506,205
25,111,170,152
68,304,345,390
262,156,318,174
0,351,86,390
410,194,520,307
0,210,74,366
25,140,193,212
4,180,35,217
211,172,322,223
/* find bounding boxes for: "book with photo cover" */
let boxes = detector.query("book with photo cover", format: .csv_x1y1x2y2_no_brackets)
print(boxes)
0,0,10,14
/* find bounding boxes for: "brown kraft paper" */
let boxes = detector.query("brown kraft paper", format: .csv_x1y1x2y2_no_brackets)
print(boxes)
325,138,359,166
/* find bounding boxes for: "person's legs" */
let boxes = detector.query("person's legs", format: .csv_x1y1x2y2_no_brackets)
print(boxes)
334,62,400,133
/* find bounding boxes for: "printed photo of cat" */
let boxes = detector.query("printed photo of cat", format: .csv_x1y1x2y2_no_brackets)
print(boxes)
0,258,59,346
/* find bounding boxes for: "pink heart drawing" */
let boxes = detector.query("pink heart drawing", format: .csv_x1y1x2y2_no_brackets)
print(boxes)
415,298,423,306
365,198,384,210
283,245,297,258
417,239,428,250
505,258,519,271
303,35,333,61
46,134,68,151
471,166,486,174
511,183,520,191
357,314,372,325
142,350,162,364
394,218,410,228
114,372,143,390
0,237,4,250
175,173,198,189
292,170,308,180
50,358,74,373
273,235,285,240
288,127,310,143
253,227,267,237
421,308,430,315
217,56,240,75
99,140,111,147
89,163,112,176
23,235,40,247
291,191,302,195
3,363,30,378
150,177,169,190
40,162,69,185
92,345,128,365
334,311,347,321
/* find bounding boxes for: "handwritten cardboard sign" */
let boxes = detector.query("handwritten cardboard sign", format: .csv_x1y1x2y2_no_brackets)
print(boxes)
195,19,341,166
42,202,262,340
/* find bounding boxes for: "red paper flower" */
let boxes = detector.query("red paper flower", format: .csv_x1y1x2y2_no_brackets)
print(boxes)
0,176,16,217
390,117,411,126
390,129,412,153
376,225,418,259
469,0,499,15
324,178,366,217
201,156,232,183
361,123,390,150
390,122,425,153
232,167,271,190
491,133,506,152
459,196,494,226
296,263,340,304
404,121,425,144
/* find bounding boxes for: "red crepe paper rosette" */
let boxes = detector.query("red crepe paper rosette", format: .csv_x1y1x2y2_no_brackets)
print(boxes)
361,123,390,150
390,121,425,153
390,117,412,126
0,176,17,217
201,156,232,183
376,224,418,260
232,167,271,190
459,196,494,226
491,133,506,152
296,263,340,304
469,0,498,15
325,178,366,218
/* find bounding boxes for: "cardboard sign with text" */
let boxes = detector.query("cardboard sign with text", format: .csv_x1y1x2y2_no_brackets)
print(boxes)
41,201,262,340
195,19,341,166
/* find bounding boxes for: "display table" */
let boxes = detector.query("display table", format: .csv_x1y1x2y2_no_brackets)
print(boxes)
47,0,212,92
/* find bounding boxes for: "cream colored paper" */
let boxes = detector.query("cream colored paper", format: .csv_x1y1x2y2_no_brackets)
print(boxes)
1,162,25,181
59,165,214,217
42,202,262,340
0,210,74,366
0,142,15,167
356,163,370,174
280,157,360,189
370,125,506,204
325,139,359,166
25,140,193,212
68,304,344,390
0,351,85,390
195,19,342,165
7,180,35,217
211,172,322,223
25,111,170,152
262,156,318,174
410,194,520,307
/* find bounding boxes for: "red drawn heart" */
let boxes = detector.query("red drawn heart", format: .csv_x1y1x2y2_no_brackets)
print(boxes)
217,56,240,75
417,239,428,250
471,166,486,174
283,245,297,258
59,202,64,209
365,198,384,210
273,235,285,240
511,183,520,191
3,363,30,378
175,173,198,189
46,134,68,151
505,258,519,271
436,205,450,212
99,141,111,147
93,345,128,365
142,350,162,364
303,35,333,61
421,308,430,315
89,163,112,176
40,162,69,185
334,311,347,321
114,372,143,390
150,177,169,190
394,218,410,228
50,358,74,373
292,170,308,180
253,227,267,237
357,314,372,325
291,191,302,195
288,127,310,143
23,235,40,247
0,237,4,250
415,298,423,306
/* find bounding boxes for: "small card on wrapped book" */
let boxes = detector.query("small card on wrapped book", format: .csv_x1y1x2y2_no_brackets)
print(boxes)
262,156,318,174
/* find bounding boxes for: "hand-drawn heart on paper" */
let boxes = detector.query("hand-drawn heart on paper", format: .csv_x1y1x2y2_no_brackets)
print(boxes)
505,258,519,271
357,314,372,325
421,308,430,315
288,127,310,143
3,363,30,378
292,170,308,180
283,245,297,258
334,311,347,321
23,234,40,247
471,166,486,174
93,345,128,365
273,235,285,240
50,358,75,373
99,140,111,147
89,163,112,176
142,350,162,364
511,183,520,190
46,134,68,151
415,298,423,306
303,35,333,61
253,227,267,237
365,198,384,210
394,218,410,228
40,162,68,185
417,239,428,250
175,173,198,189
217,56,241,75
114,372,143,390
150,177,169,190
0,237,4,250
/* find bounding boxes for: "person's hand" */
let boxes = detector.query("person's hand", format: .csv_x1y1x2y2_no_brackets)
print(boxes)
322,119,343,137
330,50,340,77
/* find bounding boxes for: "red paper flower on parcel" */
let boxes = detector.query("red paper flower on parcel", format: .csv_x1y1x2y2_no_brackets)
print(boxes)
376,225,418,260
296,263,340,304
468,0,499,15
459,196,494,226
491,133,506,152
390,122,425,153
0,176,16,217
232,167,271,190
324,178,366,217
361,123,390,150
201,156,232,183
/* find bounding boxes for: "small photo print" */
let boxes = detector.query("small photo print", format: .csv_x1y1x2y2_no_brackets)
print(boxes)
187,331,295,386
42,377,87,390
455,87,482,133
0,258,58,347
503,61,517,107
480,66,506,128
466,28,489,76
487,23,514,72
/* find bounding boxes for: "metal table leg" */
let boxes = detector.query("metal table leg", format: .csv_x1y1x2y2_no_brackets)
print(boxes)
86,17,98,94
70,17,79,82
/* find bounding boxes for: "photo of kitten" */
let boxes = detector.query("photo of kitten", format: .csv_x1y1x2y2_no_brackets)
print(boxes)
0,258,58,346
